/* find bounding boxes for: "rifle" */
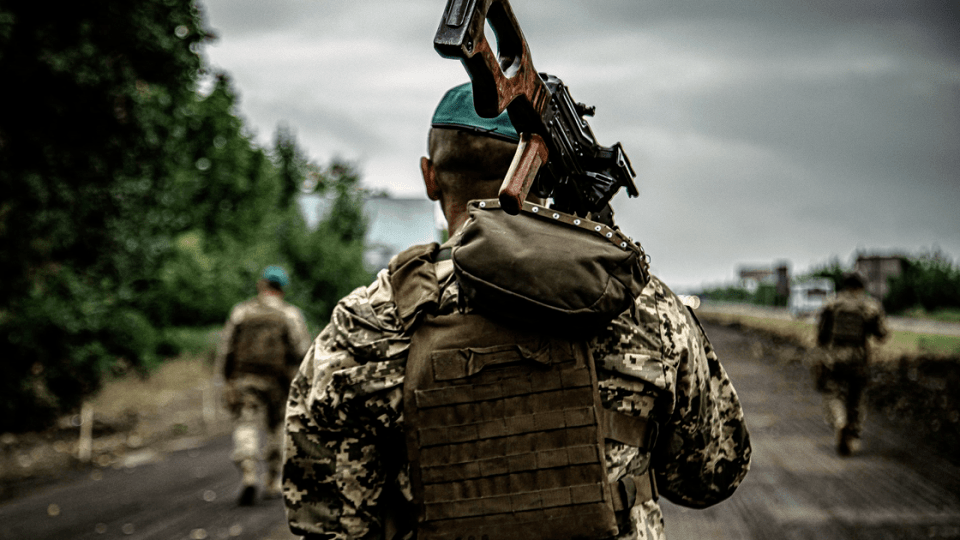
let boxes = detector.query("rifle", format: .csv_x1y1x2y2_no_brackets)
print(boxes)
433,0,638,223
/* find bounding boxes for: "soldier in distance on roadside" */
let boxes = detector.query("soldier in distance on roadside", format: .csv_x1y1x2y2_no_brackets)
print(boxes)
815,271,889,456
214,265,311,506
282,83,752,540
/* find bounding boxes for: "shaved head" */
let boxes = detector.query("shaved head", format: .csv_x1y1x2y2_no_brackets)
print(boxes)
427,128,518,202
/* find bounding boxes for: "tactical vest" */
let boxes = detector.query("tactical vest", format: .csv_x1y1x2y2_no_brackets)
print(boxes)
394,242,657,540
230,308,293,378
830,307,866,347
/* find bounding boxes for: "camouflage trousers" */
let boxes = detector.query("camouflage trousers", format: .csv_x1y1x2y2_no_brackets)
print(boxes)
819,347,869,437
226,374,288,487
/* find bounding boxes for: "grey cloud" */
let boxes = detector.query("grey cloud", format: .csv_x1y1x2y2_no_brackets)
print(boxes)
196,0,960,289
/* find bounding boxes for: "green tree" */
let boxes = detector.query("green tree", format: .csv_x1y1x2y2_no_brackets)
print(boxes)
809,257,846,292
697,285,752,303
885,250,960,314
319,159,369,244
144,73,290,328
0,0,207,431
0,2,376,432
284,160,373,327
274,123,309,210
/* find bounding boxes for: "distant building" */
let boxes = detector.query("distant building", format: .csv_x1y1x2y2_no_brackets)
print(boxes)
299,195,441,273
738,262,790,295
738,267,775,293
854,253,906,300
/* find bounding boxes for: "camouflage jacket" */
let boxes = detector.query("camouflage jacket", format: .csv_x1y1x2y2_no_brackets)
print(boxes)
284,253,751,540
214,293,312,383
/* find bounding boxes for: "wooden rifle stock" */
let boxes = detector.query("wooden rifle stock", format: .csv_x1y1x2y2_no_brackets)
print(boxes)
499,133,547,214
436,0,639,218
435,0,551,209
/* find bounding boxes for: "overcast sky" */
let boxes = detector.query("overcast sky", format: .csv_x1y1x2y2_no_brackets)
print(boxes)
196,0,959,291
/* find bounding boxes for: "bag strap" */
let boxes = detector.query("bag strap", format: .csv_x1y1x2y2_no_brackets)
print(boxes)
388,242,440,331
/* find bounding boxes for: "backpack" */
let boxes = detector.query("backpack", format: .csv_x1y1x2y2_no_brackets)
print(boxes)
830,307,866,347
229,308,293,379
391,232,656,540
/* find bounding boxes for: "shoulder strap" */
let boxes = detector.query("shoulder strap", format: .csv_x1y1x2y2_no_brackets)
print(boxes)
388,242,441,331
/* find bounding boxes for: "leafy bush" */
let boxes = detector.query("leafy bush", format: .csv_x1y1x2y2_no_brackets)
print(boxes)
0,270,163,431
696,283,786,307
156,326,221,359
752,283,787,307
0,2,372,432
885,251,960,314
699,286,752,303
808,258,846,292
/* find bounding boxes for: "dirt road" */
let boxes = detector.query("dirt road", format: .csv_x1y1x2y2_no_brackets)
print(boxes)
662,322,960,539
2,322,959,539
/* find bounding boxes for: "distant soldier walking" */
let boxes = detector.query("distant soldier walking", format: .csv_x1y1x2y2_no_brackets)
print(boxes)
215,266,311,505
816,272,889,456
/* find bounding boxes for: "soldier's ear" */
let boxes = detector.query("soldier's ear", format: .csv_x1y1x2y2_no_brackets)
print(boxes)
421,156,441,201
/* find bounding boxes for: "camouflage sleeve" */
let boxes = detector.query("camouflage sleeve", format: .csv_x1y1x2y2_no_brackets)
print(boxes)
592,277,750,507
870,300,890,342
283,273,408,540
213,302,243,379
652,281,751,508
592,288,665,482
287,305,313,361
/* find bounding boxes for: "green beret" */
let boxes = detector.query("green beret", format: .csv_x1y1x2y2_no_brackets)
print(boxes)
431,83,519,143
262,265,289,288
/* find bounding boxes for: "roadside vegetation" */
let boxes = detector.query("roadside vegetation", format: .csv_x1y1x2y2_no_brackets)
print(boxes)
697,251,960,321
0,3,373,433
697,309,960,361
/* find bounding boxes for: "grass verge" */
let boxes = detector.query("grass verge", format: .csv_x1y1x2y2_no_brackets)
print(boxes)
697,309,960,361
0,327,228,490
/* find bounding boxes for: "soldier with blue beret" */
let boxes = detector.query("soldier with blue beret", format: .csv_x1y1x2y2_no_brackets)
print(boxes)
215,265,311,505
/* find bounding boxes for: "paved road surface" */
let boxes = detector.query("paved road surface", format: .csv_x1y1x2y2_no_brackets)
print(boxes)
2,322,958,539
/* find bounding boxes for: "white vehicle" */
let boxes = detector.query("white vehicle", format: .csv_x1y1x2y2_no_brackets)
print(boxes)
788,278,835,317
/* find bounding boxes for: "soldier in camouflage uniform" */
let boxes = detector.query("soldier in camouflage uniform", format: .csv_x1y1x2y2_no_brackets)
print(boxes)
816,272,889,456
283,84,751,539
215,265,311,505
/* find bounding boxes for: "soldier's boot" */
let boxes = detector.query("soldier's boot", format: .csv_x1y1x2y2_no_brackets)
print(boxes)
237,459,259,506
844,426,861,455
846,435,861,455
828,398,847,430
836,429,850,456
836,426,859,457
